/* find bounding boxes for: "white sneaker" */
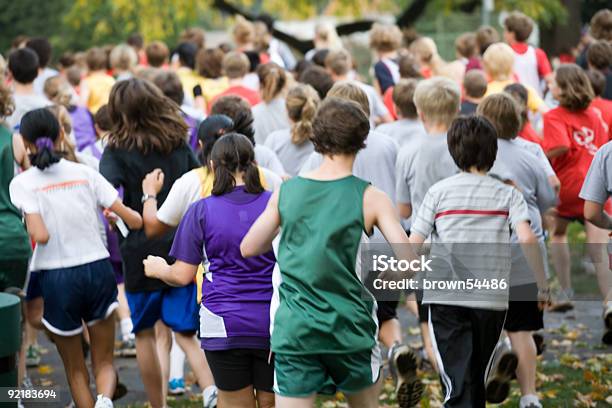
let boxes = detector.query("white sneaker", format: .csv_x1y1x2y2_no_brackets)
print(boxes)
94,395,113,408
520,394,542,408
202,385,218,408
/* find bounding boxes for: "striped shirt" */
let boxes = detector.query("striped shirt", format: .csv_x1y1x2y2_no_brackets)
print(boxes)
411,172,530,310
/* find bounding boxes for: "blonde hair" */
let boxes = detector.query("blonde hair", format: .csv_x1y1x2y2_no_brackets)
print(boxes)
222,51,250,79
286,84,320,145
324,48,352,76
327,81,370,118
110,44,138,71
233,16,255,48
43,76,72,107
46,104,78,163
314,22,342,50
257,63,287,103
413,77,460,126
409,37,445,76
369,23,402,53
483,42,514,80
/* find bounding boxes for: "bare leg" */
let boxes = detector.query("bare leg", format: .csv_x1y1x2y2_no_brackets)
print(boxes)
345,376,383,408
276,393,316,408
585,221,612,303
88,315,117,399
174,332,214,388
420,322,438,372
25,297,43,330
549,216,571,291
507,331,537,397
51,332,94,408
116,283,130,320
217,385,257,408
135,327,164,408
379,318,401,349
155,321,172,400
255,390,275,408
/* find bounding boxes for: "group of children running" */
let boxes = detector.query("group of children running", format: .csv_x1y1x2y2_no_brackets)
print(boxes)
0,7,611,408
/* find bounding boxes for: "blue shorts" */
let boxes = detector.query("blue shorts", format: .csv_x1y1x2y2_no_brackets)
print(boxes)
39,259,118,336
25,271,42,300
126,282,198,334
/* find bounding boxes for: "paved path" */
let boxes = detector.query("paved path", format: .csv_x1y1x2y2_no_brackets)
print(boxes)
24,301,609,407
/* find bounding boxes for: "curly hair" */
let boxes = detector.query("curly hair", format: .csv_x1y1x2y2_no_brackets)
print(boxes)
0,82,14,120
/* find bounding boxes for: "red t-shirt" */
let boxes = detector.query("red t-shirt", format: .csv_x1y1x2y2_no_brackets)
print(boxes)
518,121,542,145
542,106,608,218
383,86,397,120
590,97,612,140
208,85,262,113
510,42,552,79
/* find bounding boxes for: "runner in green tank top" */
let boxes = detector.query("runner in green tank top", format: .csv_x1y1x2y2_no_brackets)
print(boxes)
241,97,420,408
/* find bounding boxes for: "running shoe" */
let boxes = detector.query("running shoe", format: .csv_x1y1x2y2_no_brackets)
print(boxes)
25,344,41,367
168,378,186,395
389,343,424,408
485,337,518,404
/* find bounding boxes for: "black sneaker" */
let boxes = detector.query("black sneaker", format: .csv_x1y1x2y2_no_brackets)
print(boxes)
485,339,518,404
390,344,424,408
603,304,612,345
532,332,546,356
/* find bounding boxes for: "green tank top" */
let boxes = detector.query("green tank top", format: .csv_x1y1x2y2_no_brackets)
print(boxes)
0,126,31,261
271,175,377,355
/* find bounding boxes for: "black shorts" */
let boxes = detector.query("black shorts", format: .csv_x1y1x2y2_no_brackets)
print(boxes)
376,300,398,323
415,290,429,324
204,348,274,392
505,284,544,332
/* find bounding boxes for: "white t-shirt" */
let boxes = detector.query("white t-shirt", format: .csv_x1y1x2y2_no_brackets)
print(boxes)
253,98,290,145
7,93,52,130
264,128,314,177
9,159,119,270
255,144,286,176
157,166,282,227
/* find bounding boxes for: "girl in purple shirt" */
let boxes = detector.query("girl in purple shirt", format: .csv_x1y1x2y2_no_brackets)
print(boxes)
144,133,276,408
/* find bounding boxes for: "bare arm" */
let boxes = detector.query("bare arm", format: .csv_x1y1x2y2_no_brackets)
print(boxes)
584,200,612,230
398,202,412,220
142,169,172,239
109,199,143,230
515,221,549,306
241,189,280,257
12,133,30,170
25,213,49,244
143,256,197,286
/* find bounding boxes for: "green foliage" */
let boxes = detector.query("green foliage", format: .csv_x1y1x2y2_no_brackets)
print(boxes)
495,0,568,27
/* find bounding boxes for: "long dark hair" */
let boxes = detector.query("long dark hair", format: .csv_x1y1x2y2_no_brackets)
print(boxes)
20,108,62,170
107,78,188,154
210,133,263,196
197,114,234,167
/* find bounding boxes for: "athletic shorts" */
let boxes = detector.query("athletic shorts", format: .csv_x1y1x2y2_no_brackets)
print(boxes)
273,344,381,397
126,282,198,334
39,258,118,336
204,348,273,392
25,271,42,301
376,300,398,323
505,284,544,332
0,258,29,293
416,290,429,324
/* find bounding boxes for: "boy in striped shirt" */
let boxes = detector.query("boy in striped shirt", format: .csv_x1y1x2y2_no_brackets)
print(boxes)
409,116,548,407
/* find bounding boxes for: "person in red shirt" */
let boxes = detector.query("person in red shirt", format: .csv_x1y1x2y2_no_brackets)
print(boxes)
503,11,553,96
382,54,422,120
587,69,612,140
504,83,542,145
208,51,261,113
543,64,610,311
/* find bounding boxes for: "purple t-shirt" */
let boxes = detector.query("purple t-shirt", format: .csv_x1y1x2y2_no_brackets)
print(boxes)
170,186,275,351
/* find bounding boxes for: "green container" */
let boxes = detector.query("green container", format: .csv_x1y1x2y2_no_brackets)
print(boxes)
0,293,21,387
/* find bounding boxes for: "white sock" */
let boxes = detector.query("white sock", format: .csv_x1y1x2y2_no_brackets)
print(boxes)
169,334,185,381
519,394,541,408
203,385,217,401
120,318,134,341
94,394,113,408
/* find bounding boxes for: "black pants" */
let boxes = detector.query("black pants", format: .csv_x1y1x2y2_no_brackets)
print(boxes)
429,304,506,408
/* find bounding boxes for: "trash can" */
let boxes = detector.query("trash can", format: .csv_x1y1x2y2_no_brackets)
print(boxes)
0,292,21,388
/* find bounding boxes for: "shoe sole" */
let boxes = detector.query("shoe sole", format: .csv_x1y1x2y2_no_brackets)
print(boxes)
485,352,518,404
120,349,137,358
168,389,185,395
605,311,612,330
394,348,423,408
113,381,127,401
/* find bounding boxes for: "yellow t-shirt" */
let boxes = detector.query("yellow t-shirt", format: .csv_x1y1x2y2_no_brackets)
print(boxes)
200,77,230,105
83,72,115,114
485,79,545,113
177,67,201,103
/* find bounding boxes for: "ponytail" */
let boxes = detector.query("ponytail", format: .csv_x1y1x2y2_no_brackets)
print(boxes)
257,63,286,103
286,84,320,145
20,108,62,170
211,132,264,195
